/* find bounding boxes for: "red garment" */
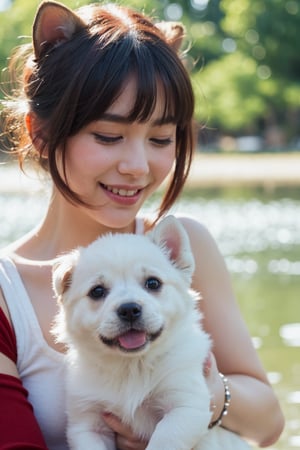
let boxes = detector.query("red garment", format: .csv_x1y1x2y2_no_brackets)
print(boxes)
0,307,48,449
0,306,17,362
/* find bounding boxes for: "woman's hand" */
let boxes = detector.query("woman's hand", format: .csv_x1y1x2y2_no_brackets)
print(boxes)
203,351,225,424
102,413,148,450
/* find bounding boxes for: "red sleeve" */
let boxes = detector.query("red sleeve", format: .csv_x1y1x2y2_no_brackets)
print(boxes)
0,306,17,362
0,374,48,449
0,308,48,449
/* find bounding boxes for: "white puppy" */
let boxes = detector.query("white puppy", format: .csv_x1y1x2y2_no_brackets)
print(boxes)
52,215,251,450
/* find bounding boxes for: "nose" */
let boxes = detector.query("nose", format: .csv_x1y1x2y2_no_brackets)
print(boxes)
117,302,142,323
118,144,149,177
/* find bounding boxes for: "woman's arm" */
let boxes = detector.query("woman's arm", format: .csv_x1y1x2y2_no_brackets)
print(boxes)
0,298,48,449
180,216,285,447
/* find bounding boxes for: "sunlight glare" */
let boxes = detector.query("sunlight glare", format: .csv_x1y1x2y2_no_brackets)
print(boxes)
0,0,11,12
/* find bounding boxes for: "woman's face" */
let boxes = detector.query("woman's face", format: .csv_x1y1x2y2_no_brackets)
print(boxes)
63,76,177,231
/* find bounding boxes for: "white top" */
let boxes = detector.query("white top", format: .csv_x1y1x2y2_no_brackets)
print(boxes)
0,217,145,449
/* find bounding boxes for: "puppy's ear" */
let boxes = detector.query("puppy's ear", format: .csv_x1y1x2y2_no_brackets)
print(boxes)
150,216,195,282
33,1,86,59
52,250,79,298
156,21,185,52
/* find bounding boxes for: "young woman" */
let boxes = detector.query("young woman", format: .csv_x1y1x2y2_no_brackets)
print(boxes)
0,1,284,449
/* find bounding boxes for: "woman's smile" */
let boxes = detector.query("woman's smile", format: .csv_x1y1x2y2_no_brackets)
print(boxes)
101,183,142,197
100,183,144,206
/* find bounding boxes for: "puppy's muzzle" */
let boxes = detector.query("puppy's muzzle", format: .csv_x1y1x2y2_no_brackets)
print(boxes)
100,301,163,352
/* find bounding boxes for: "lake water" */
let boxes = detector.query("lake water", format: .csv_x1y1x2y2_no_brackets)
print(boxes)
0,183,299,449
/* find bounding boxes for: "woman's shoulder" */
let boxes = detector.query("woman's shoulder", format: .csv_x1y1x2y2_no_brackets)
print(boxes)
176,215,218,249
175,214,227,275
177,215,209,232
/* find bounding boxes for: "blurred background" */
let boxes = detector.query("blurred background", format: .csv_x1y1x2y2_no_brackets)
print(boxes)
0,1,300,449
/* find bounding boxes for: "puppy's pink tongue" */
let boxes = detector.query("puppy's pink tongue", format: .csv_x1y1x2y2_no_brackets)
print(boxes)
118,330,146,349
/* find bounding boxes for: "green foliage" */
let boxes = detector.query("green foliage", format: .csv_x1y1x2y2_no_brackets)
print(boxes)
221,0,300,80
193,52,267,131
0,0,33,68
217,0,300,136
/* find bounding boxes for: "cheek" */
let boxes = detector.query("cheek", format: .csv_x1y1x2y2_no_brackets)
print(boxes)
54,139,87,186
65,144,96,176
152,147,176,180
63,138,109,190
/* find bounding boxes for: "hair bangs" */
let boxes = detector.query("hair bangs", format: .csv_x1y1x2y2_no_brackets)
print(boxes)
70,36,135,131
128,41,193,126
124,44,192,126
155,52,194,127
70,30,193,130
126,53,158,123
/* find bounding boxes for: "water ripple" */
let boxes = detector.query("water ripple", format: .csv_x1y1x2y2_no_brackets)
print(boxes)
172,198,300,256
280,324,300,347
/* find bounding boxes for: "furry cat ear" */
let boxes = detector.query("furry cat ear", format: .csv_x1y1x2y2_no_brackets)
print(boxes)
150,215,195,282
33,1,86,59
155,21,185,52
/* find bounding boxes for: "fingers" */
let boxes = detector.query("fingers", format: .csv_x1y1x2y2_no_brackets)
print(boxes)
102,413,148,450
102,412,125,435
203,351,213,376
116,434,146,450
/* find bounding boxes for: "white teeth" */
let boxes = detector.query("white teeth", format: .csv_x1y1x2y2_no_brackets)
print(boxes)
105,185,138,197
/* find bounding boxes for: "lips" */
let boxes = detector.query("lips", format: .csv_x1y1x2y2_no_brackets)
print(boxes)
101,183,141,197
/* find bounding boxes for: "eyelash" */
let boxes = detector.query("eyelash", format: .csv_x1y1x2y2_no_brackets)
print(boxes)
93,133,121,144
92,134,173,147
150,138,173,147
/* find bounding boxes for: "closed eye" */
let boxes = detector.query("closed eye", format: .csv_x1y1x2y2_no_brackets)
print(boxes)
93,133,122,144
150,138,173,147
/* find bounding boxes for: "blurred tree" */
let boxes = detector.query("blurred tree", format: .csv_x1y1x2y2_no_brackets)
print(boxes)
221,0,300,80
219,0,300,140
0,0,35,68
193,52,266,132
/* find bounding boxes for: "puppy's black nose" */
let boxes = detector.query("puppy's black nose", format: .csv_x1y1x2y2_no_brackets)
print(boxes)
117,302,142,322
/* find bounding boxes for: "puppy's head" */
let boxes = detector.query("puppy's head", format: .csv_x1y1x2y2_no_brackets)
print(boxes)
52,216,196,357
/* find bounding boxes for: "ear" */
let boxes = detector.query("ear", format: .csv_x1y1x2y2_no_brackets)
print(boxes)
25,111,47,154
33,1,86,59
156,21,185,52
52,251,79,298
149,215,195,283
25,112,34,140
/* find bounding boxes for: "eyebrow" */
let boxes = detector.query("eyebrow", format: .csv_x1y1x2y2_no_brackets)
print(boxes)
98,113,176,126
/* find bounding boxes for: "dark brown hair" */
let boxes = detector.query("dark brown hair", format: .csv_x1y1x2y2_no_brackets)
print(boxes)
3,1,195,221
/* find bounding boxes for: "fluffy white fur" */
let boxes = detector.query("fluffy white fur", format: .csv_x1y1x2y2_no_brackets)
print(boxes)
52,216,251,450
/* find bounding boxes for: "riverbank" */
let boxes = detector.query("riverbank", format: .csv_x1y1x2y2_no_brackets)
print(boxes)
186,152,300,189
0,152,299,193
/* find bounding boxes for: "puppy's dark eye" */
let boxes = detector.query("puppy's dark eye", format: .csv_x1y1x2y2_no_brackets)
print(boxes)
145,277,162,291
88,285,107,300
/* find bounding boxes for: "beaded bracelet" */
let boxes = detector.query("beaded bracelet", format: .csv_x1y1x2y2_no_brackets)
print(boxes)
208,372,231,429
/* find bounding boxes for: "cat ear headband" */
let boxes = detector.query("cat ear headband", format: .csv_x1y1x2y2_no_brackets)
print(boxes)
33,0,185,60
33,1,86,59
